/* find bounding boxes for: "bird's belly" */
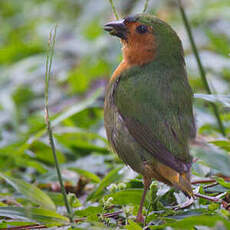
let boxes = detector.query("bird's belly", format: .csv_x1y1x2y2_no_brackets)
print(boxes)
104,93,187,186
104,101,153,175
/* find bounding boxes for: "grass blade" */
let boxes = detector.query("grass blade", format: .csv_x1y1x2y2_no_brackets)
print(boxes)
0,207,69,225
143,0,150,13
108,0,119,20
177,0,226,136
44,25,73,221
0,173,55,210
68,167,101,183
87,166,123,201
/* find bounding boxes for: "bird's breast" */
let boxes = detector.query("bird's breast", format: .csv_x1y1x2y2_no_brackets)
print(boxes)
110,60,131,81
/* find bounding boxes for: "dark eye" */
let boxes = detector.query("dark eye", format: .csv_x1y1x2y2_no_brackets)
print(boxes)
136,25,148,34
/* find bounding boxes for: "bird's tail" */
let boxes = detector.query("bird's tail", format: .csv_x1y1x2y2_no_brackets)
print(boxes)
154,163,193,197
177,172,194,197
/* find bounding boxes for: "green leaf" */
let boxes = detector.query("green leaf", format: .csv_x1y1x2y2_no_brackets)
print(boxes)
52,88,103,126
83,18,102,40
105,189,143,206
29,141,65,165
87,166,124,201
216,177,230,189
0,223,7,228
194,94,230,107
126,220,142,230
62,107,104,129
0,207,69,225
205,184,229,193
47,192,65,206
0,40,44,65
210,140,230,152
74,206,103,217
12,86,35,107
150,215,230,229
2,221,36,228
0,173,56,210
166,209,206,220
68,167,101,183
192,146,230,175
14,89,103,158
208,203,220,211
55,132,108,156
68,193,81,208
68,58,110,94
206,30,230,57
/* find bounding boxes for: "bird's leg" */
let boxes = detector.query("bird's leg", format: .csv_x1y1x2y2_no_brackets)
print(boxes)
136,176,151,223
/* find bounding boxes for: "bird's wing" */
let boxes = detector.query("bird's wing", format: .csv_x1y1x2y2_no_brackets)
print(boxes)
113,63,195,173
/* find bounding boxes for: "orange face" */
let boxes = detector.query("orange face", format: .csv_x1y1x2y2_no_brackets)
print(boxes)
104,18,156,66
122,21,156,66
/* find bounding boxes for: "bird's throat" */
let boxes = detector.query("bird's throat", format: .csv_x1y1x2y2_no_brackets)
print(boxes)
111,60,130,81
122,40,156,66
111,40,156,81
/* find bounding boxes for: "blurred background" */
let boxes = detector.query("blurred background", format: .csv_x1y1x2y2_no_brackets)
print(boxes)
0,0,230,229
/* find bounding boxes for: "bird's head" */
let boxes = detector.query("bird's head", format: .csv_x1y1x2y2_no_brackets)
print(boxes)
104,14,183,66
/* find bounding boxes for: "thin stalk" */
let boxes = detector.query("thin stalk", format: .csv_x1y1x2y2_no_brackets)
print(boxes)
143,0,149,13
177,0,226,136
44,25,73,222
108,0,119,20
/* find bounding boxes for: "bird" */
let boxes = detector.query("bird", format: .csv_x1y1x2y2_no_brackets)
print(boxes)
103,13,196,223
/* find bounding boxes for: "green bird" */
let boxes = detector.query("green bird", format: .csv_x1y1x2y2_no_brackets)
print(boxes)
104,14,195,222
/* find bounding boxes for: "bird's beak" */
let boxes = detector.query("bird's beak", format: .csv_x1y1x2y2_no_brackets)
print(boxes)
104,20,127,40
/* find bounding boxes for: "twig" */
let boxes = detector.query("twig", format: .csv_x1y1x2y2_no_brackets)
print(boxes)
143,0,150,13
44,25,73,222
1,224,47,230
103,210,123,218
191,179,216,184
203,182,218,189
177,0,226,136
174,197,194,210
74,218,86,223
222,201,230,210
108,0,120,20
195,193,230,211
215,174,230,182
194,193,220,203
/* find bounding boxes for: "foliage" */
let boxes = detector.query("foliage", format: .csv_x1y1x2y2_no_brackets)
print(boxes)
0,0,230,229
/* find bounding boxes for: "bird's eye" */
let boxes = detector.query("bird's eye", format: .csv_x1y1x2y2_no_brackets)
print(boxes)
136,25,148,34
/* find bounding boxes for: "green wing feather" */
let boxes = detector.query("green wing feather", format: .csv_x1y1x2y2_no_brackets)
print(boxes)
114,60,195,173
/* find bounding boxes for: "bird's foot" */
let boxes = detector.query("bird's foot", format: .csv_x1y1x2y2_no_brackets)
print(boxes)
174,196,194,210
136,214,145,223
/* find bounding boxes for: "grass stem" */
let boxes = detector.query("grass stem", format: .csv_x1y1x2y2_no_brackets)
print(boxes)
44,25,73,222
177,0,226,136
143,0,149,13
108,0,119,20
